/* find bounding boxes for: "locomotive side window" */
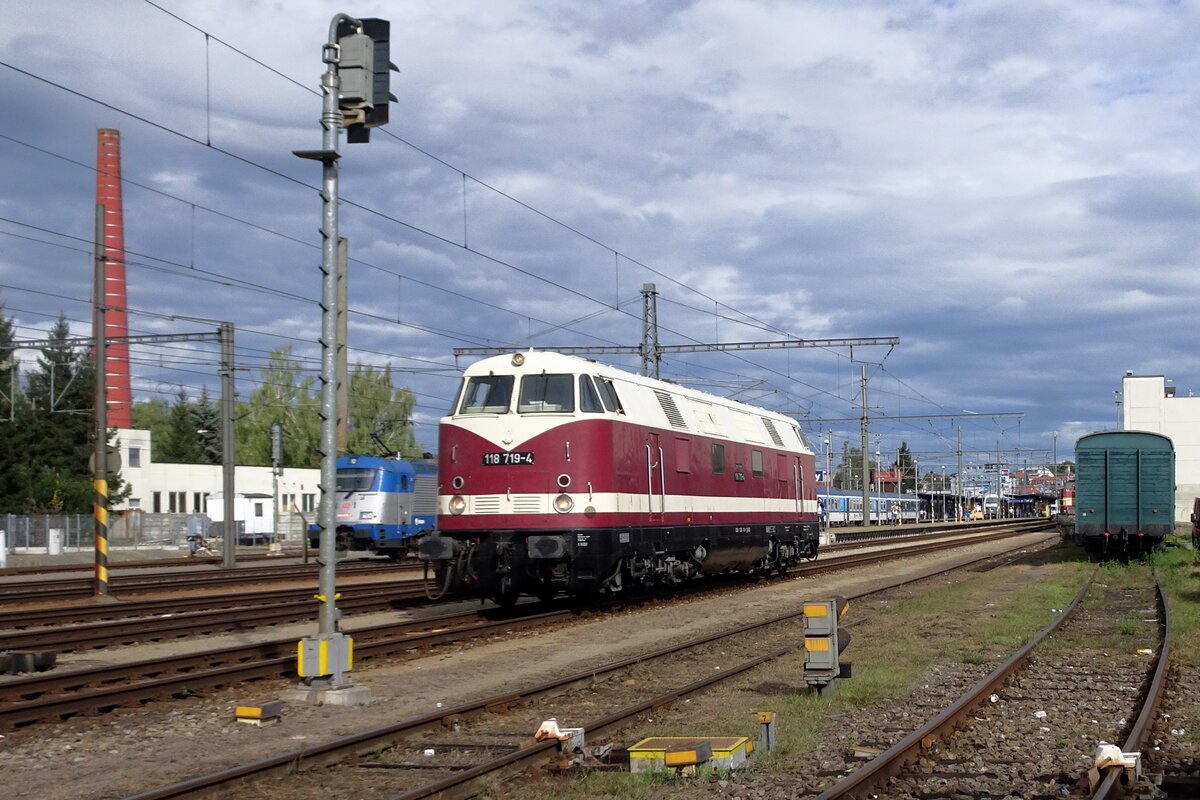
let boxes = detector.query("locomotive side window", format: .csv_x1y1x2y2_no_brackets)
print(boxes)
711,443,726,474
579,375,603,413
595,376,624,413
447,379,465,416
751,449,764,477
459,375,514,414
518,373,574,413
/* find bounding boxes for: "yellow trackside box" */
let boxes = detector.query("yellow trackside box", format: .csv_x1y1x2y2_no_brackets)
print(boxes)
235,700,282,726
628,737,753,774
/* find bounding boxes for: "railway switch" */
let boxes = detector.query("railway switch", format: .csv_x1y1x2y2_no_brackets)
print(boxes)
802,597,851,692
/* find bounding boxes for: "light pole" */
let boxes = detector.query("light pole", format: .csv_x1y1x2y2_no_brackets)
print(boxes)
1052,431,1058,491
896,447,903,522
941,466,946,521
874,450,881,523
824,436,832,530
913,458,919,521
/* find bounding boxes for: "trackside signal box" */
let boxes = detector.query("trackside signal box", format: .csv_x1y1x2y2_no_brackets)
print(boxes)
803,597,851,692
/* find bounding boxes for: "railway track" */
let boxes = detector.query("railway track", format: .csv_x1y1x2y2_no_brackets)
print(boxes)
0,525,1051,734
0,558,423,604
812,567,1169,799
0,522,1045,638
0,580,440,652
111,525,1057,799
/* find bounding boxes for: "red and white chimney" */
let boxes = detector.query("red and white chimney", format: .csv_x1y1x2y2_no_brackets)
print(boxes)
94,128,133,429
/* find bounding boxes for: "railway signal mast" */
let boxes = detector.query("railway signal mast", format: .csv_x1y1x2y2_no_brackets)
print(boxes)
292,13,396,699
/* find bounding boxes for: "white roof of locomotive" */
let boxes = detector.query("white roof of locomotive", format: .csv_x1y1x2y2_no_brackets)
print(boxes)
459,350,811,453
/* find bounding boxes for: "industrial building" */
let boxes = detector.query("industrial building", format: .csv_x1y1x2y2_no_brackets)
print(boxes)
1121,372,1200,524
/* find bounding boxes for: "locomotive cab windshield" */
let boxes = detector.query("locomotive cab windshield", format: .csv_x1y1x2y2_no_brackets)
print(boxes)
459,374,513,414
336,468,378,493
518,373,574,413
455,369,626,417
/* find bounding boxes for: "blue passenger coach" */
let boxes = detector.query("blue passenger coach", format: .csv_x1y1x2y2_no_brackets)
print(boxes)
819,488,920,526
308,455,438,557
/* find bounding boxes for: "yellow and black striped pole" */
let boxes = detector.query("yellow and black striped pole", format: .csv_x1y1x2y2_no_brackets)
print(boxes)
92,203,109,597
94,477,108,596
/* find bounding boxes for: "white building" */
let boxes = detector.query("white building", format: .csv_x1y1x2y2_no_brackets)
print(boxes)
1121,373,1200,524
111,428,320,524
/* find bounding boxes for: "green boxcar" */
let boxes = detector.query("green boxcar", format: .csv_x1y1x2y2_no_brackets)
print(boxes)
1075,430,1174,555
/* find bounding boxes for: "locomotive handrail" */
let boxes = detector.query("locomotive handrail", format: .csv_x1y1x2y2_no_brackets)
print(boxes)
658,445,666,512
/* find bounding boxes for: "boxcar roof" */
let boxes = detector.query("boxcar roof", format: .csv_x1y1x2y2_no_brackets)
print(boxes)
1075,430,1174,452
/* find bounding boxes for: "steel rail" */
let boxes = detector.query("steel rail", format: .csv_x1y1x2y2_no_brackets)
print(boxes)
0,580,426,630
0,559,419,603
1091,576,1172,800
0,583,435,652
0,607,580,728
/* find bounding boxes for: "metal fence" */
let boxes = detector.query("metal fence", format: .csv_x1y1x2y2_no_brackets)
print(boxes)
0,511,310,551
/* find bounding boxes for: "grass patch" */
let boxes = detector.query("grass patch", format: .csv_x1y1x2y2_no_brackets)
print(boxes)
1153,536,1200,662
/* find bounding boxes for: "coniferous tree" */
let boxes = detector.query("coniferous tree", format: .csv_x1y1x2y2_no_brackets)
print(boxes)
193,386,222,465
158,387,203,463
0,306,26,509
0,314,130,512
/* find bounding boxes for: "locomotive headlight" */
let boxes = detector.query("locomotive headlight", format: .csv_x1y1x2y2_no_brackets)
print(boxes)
448,495,467,515
553,493,575,513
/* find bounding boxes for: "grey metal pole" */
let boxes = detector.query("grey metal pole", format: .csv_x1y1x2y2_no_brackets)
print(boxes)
290,13,366,695
859,365,869,526
220,322,236,569
335,238,349,455
957,426,964,522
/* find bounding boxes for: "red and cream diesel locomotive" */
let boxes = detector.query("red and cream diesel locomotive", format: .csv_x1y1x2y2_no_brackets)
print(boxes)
419,350,820,605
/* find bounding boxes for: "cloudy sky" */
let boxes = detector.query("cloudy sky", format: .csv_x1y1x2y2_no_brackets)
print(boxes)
1,0,1197,476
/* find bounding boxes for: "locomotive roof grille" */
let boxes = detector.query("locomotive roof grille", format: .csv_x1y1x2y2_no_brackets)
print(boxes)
761,418,786,448
654,390,689,430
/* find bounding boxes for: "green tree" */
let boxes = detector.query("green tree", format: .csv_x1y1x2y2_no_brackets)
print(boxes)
193,386,221,464
346,363,421,457
236,346,320,467
891,442,915,492
131,397,171,446
9,315,129,512
0,305,27,509
157,387,203,463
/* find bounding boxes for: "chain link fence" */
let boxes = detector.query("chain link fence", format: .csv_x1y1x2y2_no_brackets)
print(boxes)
0,511,310,553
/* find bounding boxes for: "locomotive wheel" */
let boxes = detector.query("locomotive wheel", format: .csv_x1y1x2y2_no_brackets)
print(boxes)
492,588,520,608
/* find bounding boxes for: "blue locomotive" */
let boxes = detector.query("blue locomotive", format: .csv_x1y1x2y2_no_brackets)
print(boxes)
1074,430,1174,556
308,455,438,558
